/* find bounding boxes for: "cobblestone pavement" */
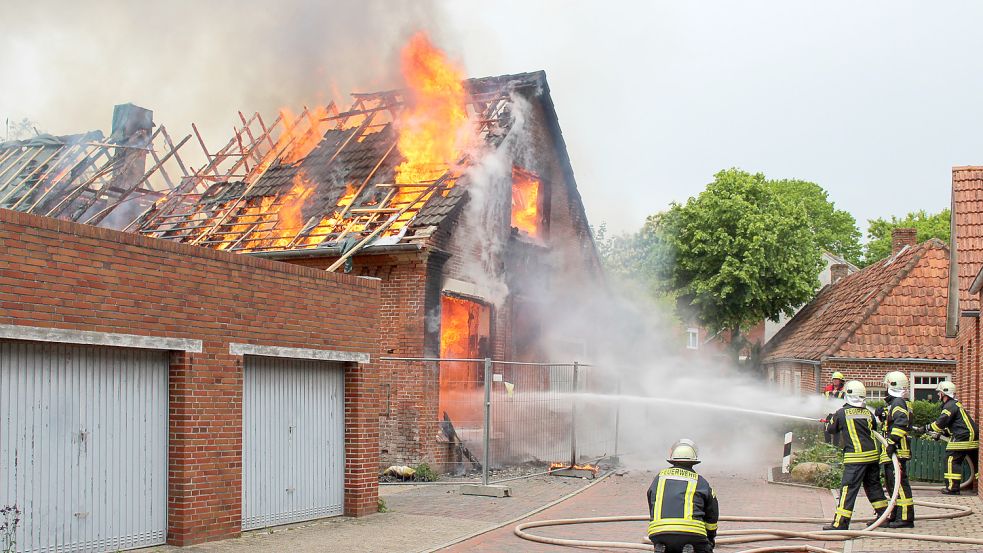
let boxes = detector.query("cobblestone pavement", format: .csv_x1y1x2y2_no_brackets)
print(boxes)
847,488,983,553
143,474,594,553
444,468,843,553
143,469,983,552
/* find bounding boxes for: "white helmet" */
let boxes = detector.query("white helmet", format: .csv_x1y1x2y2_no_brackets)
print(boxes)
936,380,956,398
667,438,700,465
844,380,866,407
883,371,909,398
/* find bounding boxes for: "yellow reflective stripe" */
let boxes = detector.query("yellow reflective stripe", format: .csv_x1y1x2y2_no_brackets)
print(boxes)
835,485,850,525
946,440,980,451
896,498,915,506
683,478,696,520
891,427,907,437
959,406,977,442
943,409,953,416
705,522,718,531
871,499,889,509
844,451,880,463
653,477,666,518
836,507,853,517
648,518,707,536
846,416,862,453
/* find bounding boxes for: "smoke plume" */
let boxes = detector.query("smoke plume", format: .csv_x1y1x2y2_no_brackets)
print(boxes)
0,0,448,148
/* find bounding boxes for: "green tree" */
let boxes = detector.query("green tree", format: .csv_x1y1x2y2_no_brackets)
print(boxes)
766,179,862,265
862,209,950,266
657,169,822,362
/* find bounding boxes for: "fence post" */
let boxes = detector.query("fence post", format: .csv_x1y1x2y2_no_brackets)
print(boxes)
482,357,492,486
782,432,793,474
614,376,621,458
570,361,579,467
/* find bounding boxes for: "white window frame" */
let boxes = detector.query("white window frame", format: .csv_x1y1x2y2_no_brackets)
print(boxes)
686,328,699,350
911,372,952,402
866,388,887,402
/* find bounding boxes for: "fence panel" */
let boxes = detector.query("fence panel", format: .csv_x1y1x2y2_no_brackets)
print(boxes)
908,438,974,482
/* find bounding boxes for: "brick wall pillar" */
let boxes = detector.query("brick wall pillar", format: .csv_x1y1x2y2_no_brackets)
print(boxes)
167,348,243,546
345,361,381,516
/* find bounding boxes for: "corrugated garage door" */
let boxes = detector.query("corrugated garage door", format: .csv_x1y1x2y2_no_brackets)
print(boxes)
242,356,345,530
0,341,168,552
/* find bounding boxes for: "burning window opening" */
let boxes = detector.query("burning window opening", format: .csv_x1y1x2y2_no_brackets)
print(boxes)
511,166,544,241
438,294,491,431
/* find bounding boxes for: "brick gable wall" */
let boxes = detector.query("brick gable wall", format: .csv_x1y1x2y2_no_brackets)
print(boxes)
0,208,381,545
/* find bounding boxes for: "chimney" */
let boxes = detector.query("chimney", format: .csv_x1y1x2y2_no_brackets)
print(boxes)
830,263,849,284
892,227,918,255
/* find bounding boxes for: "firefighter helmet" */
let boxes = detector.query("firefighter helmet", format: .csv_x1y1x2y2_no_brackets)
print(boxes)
883,371,909,398
667,438,700,465
844,380,866,407
831,371,845,381
936,380,956,398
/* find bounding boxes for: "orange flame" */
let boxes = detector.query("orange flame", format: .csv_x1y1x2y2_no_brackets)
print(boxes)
511,167,541,239
395,32,470,186
271,173,316,247
438,295,489,428
549,462,600,475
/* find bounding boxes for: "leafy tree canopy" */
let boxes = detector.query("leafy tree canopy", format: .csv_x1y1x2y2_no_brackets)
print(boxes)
862,209,950,266
766,179,862,265
656,169,822,337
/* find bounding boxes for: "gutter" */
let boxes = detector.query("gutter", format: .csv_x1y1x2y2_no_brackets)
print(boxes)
247,243,423,260
947,187,960,337
761,357,821,366
823,356,956,366
970,267,983,295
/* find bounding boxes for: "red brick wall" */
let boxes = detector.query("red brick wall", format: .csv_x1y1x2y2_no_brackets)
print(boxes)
0,209,381,545
821,359,956,399
957,315,982,424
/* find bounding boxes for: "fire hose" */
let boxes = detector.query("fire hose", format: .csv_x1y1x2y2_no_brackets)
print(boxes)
514,430,983,552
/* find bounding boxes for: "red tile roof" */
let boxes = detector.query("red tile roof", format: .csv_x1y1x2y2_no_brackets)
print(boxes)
953,166,983,312
763,239,955,362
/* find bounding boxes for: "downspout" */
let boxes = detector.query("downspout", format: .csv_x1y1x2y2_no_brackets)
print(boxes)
947,183,960,338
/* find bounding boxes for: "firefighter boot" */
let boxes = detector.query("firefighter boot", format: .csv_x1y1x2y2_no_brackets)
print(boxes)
887,519,915,529
653,544,666,553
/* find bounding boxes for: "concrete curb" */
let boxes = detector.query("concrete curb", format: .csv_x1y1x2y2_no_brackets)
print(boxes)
418,470,615,553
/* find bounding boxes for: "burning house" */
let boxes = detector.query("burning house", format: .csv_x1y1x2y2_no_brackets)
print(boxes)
133,37,604,468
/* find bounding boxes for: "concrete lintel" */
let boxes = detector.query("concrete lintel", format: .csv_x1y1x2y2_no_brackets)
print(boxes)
0,324,202,352
460,484,512,498
229,342,370,364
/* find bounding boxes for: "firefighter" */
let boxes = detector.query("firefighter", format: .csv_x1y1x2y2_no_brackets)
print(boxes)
877,371,914,528
918,381,979,495
647,439,719,553
823,372,846,445
822,380,889,530
823,371,846,399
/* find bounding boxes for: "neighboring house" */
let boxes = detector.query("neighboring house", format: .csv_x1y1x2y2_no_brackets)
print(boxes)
762,229,956,397
764,251,859,342
137,71,604,470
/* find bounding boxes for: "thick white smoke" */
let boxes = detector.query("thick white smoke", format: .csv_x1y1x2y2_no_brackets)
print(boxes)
0,0,447,147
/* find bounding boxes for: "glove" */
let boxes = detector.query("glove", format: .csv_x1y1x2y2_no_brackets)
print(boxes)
912,425,925,433
927,430,941,440
885,443,897,457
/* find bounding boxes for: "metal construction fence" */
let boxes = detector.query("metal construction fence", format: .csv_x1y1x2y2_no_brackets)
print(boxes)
380,357,621,485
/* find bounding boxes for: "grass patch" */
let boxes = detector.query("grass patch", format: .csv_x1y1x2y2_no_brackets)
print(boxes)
412,463,439,482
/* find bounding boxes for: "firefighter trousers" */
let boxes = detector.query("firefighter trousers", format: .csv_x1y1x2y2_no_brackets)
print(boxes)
882,458,914,522
649,532,712,553
944,448,979,493
830,462,888,529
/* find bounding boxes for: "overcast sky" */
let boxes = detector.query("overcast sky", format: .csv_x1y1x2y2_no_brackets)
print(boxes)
3,1,981,237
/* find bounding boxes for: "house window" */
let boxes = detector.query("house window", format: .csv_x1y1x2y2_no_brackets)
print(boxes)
511,166,544,241
686,328,699,350
912,372,952,402
866,388,887,402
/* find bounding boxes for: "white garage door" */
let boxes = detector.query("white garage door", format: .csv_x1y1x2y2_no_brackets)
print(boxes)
0,341,168,553
242,356,345,530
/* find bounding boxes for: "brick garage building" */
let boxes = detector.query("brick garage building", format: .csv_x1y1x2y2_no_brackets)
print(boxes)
132,72,604,470
0,208,380,549
762,229,955,398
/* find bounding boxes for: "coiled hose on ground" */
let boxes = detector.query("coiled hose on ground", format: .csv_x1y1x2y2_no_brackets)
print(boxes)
514,433,982,552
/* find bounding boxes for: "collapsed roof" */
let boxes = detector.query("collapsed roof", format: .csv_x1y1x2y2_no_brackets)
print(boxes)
133,72,550,262
0,104,192,229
